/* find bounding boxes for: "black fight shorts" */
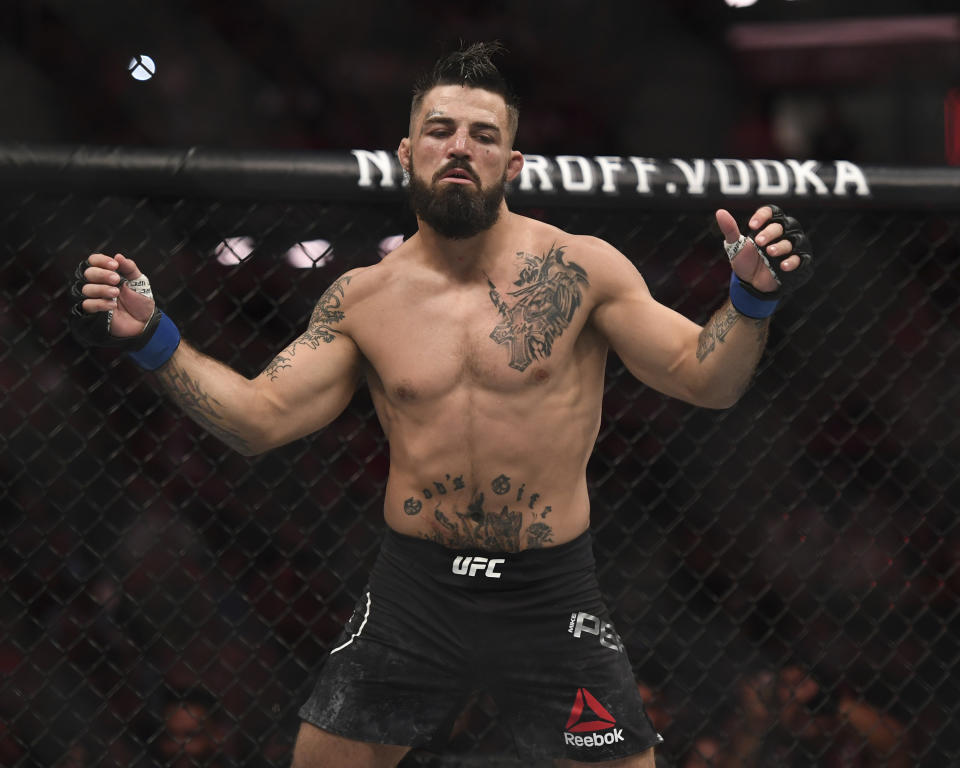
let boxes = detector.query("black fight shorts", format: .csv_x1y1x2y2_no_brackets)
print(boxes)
298,528,663,762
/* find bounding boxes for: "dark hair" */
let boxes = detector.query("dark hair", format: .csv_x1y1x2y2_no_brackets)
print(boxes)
410,41,520,142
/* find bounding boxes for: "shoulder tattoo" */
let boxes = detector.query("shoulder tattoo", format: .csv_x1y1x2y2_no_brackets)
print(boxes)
263,274,352,381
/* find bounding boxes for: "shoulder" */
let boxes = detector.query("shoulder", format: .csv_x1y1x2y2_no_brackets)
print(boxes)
305,265,381,338
316,257,399,308
564,233,629,268
311,243,430,328
515,215,633,266
516,219,647,302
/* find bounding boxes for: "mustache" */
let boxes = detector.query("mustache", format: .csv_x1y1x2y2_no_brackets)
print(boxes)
432,159,480,186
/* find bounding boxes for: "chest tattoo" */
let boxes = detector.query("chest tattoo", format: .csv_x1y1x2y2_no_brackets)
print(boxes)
487,244,589,371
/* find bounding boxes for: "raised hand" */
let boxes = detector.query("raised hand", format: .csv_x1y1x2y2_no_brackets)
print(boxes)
716,205,813,296
70,253,180,370
73,253,156,337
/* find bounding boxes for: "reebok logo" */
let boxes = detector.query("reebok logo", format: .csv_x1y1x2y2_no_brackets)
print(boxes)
563,688,625,748
565,687,617,732
452,555,505,579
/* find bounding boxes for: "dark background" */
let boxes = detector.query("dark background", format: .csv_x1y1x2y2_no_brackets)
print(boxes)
1,0,959,163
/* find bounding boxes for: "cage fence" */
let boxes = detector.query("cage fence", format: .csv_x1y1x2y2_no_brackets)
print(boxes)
0,148,958,767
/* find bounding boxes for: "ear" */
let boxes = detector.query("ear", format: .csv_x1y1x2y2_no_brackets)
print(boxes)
505,149,524,183
397,138,411,172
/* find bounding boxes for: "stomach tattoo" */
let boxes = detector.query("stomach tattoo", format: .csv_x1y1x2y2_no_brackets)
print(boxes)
402,472,554,551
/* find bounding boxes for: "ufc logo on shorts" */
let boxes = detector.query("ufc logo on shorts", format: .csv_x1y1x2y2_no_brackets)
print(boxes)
568,611,625,652
452,555,505,578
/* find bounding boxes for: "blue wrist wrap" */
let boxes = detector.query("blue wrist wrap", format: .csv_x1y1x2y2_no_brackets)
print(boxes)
128,312,181,370
729,273,779,319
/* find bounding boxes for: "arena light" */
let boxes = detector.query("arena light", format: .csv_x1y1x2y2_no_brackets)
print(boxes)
728,15,960,49
214,236,255,265
128,54,156,81
725,0,758,7
378,234,404,258
286,239,333,268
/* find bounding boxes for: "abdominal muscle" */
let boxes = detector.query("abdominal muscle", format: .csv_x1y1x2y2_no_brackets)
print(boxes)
378,385,599,552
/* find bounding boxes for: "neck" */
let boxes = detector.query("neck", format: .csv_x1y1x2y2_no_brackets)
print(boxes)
416,203,514,279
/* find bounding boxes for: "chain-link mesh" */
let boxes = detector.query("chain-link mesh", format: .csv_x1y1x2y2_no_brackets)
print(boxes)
1,180,958,767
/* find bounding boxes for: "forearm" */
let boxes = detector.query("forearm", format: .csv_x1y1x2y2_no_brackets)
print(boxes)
153,340,270,455
691,300,769,408
72,255,348,454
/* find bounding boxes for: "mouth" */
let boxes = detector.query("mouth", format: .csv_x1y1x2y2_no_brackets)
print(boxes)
437,166,478,185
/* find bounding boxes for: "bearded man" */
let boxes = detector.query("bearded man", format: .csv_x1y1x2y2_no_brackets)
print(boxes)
72,42,812,768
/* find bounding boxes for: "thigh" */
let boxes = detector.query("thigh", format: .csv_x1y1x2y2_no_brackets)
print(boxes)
298,580,470,751
291,721,410,768
556,746,656,767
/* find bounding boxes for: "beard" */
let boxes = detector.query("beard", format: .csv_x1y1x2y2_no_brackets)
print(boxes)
407,157,506,240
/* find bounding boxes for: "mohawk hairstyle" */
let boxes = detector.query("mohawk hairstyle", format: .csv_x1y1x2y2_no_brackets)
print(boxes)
410,41,520,143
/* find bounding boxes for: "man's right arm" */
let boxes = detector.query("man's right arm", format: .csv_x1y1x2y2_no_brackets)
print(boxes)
75,253,363,456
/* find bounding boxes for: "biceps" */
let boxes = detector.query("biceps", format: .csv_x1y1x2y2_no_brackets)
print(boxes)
594,295,701,392
254,333,363,441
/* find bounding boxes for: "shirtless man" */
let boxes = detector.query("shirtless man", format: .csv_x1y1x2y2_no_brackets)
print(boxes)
72,43,811,768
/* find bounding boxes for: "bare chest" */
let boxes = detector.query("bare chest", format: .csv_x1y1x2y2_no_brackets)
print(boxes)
354,262,592,400
356,294,544,399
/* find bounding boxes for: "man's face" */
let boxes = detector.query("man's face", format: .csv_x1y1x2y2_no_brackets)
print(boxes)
400,85,523,239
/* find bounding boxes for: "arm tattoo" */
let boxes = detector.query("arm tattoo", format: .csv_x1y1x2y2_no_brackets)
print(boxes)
262,353,291,381
156,357,253,454
488,244,589,371
696,303,740,362
696,302,770,400
263,275,352,381
696,302,768,363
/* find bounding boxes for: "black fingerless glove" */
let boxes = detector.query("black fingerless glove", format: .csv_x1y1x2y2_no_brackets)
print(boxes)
742,204,813,299
729,204,814,318
69,260,181,370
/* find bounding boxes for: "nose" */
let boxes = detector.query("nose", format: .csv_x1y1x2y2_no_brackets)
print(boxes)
448,128,472,157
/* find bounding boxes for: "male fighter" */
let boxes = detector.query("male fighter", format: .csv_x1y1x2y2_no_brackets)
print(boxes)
72,42,811,768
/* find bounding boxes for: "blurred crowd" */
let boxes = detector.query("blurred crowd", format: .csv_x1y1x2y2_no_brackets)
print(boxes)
6,1,951,163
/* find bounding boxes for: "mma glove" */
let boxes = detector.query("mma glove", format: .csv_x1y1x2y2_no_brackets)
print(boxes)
70,260,181,370
726,204,813,319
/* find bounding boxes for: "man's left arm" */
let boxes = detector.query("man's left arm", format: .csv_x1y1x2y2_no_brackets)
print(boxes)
590,204,813,409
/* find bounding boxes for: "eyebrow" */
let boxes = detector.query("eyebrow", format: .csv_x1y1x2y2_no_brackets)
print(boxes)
421,115,502,136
